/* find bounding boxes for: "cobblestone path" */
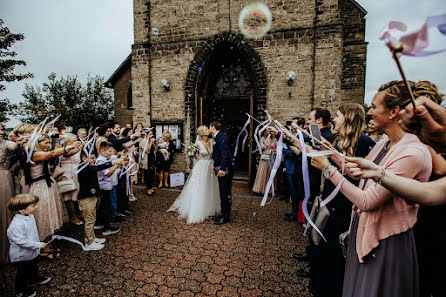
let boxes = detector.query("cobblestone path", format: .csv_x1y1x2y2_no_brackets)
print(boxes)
1,182,311,296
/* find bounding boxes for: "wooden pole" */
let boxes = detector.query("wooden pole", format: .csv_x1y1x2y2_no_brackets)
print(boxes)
200,97,203,126
392,51,417,110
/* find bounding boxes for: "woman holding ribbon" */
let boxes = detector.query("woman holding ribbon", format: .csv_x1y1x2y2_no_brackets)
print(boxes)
24,133,81,258
122,128,141,201
252,127,277,194
310,81,432,297
306,104,375,297
139,129,156,196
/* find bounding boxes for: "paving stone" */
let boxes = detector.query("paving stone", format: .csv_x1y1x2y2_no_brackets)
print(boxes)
0,184,311,296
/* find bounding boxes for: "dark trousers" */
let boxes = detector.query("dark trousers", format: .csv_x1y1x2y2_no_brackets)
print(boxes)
117,182,129,212
286,174,299,215
218,173,233,219
14,257,39,294
144,167,155,190
97,189,111,228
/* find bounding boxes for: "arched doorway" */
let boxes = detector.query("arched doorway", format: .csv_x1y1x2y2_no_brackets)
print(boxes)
185,33,267,181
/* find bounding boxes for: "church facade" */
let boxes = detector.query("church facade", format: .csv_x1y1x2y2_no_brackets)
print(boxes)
106,0,367,175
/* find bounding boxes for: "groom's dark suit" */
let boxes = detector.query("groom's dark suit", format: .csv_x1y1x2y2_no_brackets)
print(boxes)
213,131,233,220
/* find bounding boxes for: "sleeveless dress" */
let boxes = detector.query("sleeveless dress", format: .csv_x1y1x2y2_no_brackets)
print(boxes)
29,162,65,240
167,141,220,223
59,151,80,201
252,137,276,194
0,140,16,264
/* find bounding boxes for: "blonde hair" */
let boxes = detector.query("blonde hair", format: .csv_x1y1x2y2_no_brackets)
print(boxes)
163,132,172,140
333,103,365,157
13,123,36,135
378,80,444,109
61,133,77,145
8,194,39,212
197,125,208,139
27,133,50,152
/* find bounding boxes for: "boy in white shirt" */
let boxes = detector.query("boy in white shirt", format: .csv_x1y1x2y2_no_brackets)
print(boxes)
7,194,52,297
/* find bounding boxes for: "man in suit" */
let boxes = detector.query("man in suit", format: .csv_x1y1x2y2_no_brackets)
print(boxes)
107,122,141,152
209,121,233,225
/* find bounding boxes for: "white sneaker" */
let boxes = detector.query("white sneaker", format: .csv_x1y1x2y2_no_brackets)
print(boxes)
94,237,106,244
129,196,137,202
93,225,104,230
84,242,104,251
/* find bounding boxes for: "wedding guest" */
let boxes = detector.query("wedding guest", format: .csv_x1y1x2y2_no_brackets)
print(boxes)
308,104,374,297
77,152,122,250
134,123,144,183
282,124,299,221
122,128,141,201
125,123,132,129
7,194,52,297
108,123,141,153
117,157,132,215
156,132,174,188
95,141,121,236
252,127,277,194
310,80,432,297
59,133,83,225
0,123,19,264
139,130,156,195
96,123,111,156
366,119,384,143
24,134,81,259
77,128,87,142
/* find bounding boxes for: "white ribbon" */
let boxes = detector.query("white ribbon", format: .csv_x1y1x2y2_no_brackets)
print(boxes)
52,235,86,250
260,131,283,206
234,116,251,157
253,118,270,154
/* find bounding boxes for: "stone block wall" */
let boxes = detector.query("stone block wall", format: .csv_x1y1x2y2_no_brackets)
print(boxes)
123,0,367,172
113,70,133,126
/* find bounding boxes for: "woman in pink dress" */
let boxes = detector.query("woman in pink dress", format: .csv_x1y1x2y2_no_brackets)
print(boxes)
59,133,83,225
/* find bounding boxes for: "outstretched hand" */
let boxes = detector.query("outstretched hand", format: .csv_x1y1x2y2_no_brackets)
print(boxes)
399,96,446,153
345,156,381,180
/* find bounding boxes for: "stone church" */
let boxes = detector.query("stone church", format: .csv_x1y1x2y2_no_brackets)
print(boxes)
106,0,367,178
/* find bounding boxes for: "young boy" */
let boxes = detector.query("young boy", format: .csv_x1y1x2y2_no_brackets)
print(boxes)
95,141,122,236
117,157,132,215
7,194,52,297
77,152,123,250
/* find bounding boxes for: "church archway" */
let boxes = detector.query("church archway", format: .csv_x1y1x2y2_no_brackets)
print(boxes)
184,32,267,179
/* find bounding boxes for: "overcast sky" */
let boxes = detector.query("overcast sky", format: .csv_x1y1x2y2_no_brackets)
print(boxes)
1,0,445,128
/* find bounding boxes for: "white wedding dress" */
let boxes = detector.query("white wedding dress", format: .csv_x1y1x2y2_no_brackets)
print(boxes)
167,140,221,223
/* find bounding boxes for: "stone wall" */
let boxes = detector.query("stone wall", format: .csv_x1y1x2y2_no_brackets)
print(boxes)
119,0,367,172
113,69,133,126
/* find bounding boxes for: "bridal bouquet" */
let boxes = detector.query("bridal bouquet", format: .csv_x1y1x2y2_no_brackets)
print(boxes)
185,143,199,160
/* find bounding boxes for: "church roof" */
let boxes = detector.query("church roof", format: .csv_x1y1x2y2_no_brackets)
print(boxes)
105,54,131,88
349,0,367,15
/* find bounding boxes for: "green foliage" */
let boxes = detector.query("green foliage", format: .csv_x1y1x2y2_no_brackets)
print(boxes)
0,98,15,123
15,73,114,130
0,19,33,91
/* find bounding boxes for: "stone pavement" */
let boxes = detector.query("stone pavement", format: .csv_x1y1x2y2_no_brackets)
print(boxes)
0,182,311,296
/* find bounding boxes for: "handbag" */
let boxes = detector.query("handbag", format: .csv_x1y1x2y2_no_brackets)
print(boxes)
57,179,77,194
52,166,64,179
302,175,330,246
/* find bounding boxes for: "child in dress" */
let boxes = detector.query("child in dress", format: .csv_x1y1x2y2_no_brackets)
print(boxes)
7,194,52,297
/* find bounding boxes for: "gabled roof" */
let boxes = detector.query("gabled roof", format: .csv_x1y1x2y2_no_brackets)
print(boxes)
105,54,131,88
349,0,367,15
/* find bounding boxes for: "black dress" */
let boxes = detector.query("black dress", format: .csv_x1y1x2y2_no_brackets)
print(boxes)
309,135,375,297
156,140,175,172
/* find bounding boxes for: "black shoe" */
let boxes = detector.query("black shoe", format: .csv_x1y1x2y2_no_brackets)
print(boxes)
278,196,288,201
111,216,126,223
102,226,121,236
124,209,133,214
284,212,293,217
214,217,230,225
293,252,309,261
297,265,310,278
284,215,298,222
212,214,223,221
116,212,127,217
30,275,52,286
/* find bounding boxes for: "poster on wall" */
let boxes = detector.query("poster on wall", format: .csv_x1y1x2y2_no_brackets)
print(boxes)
153,122,183,151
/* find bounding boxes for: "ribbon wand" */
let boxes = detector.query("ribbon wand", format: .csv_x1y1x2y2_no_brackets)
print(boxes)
391,45,417,110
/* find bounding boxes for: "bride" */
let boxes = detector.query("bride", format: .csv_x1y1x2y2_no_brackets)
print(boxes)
167,125,221,223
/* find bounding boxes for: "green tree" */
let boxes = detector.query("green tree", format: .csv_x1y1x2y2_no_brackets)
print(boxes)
16,73,114,130
0,19,33,123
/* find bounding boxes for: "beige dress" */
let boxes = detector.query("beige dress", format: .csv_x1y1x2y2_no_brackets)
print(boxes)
0,140,16,264
123,141,138,183
59,151,80,201
29,162,64,240
252,137,276,194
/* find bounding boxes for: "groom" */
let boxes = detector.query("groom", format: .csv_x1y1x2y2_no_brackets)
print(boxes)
209,121,233,225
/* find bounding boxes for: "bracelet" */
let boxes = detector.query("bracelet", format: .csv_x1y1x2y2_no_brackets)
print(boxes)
63,146,69,153
374,167,386,185
322,163,330,173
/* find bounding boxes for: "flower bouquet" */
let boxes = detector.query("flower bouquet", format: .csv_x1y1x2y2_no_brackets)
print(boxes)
185,143,200,161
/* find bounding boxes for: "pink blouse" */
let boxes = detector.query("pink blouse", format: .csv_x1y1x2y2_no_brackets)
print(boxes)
327,133,432,262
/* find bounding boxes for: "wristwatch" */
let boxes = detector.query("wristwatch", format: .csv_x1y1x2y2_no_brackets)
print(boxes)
322,164,333,179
